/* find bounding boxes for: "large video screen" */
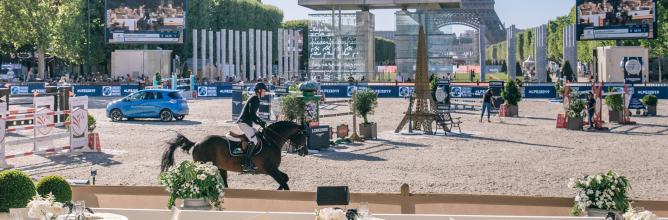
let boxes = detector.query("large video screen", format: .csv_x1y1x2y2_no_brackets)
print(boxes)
106,0,186,44
576,0,657,40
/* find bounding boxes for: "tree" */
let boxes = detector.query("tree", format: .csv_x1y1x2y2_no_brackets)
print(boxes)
0,0,67,79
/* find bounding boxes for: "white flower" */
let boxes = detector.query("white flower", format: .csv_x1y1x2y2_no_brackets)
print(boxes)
567,178,576,188
197,174,207,181
587,189,594,195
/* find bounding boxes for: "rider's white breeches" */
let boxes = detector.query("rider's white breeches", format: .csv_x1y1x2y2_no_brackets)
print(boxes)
238,123,258,145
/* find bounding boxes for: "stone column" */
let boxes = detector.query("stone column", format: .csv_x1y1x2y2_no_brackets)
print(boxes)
249,29,255,81
228,29,234,78
262,30,268,79
293,30,300,79
268,31,273,78
506,25,517,80
242,31,247,82
563,24,577,79
193,29,198,78
286,30,292,79
256,29,261,81
479,25,486,81
221,29,227,79
201,29,207,82
356,11,375,81
209,30,214,81
216,31,221,81
535,24,548,82
235,30,240,80
278,29,284,78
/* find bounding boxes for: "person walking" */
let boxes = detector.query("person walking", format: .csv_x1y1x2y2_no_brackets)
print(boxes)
587,92,596,129
480,89,496,122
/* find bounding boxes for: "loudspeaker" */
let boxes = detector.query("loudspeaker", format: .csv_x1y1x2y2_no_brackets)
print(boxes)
316,186,349,206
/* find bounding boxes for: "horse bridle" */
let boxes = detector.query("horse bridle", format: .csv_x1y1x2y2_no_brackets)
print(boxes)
262,126,307,152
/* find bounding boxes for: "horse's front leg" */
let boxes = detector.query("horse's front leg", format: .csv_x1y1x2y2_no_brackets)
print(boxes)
267,169,289,190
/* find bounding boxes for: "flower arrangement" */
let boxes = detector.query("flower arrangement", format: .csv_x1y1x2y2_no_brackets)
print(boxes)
624,206,658,220
315,208,347,220
568,171,631,216
567,91,586,118
159,161,226,209
27,193,65,220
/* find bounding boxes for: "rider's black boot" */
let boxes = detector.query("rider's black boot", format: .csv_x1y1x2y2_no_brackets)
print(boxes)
242,142,257,172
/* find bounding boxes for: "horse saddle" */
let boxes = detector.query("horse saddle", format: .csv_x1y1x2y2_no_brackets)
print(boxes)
225,132,263,157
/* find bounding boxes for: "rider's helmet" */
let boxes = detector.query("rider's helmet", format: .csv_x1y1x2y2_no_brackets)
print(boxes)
254,82,268,92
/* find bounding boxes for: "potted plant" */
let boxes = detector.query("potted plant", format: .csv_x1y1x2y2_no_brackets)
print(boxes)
0,170,36,213
160,161,226,210
605,89,624,122
569,171,630,218
354,89,378,139
642,94,658,116
567,91,586,130
36,175,72,203
501,79,521,117
27,193,66,220
86,113,100,151
279,93,305,123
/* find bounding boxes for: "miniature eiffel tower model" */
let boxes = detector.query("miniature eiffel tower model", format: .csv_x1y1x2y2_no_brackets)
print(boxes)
395,26,437,134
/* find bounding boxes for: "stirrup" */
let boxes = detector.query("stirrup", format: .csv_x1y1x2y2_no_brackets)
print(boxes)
232,148,244,154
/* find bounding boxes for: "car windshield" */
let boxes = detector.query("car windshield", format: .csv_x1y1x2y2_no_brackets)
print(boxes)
168,92,183,99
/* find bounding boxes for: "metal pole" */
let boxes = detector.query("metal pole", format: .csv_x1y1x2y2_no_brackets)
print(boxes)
87,0,91,76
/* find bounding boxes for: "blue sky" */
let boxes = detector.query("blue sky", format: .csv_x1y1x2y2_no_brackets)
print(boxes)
263,0,574,31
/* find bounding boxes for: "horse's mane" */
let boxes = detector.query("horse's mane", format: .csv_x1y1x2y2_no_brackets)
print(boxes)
267,121,301,130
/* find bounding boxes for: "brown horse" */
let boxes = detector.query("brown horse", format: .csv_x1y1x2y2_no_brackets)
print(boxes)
160,121,308,190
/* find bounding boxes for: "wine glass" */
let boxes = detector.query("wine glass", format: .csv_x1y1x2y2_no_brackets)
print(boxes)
74,200,86,220
358,202,369,218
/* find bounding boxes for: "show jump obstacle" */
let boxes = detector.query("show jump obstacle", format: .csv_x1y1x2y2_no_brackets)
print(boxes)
0,96,92,169
395,26,437,134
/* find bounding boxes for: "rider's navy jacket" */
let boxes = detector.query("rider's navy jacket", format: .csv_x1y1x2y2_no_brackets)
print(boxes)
237,95,264,126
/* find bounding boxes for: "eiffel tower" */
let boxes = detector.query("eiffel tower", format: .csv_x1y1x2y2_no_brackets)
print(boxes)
395,26,437,134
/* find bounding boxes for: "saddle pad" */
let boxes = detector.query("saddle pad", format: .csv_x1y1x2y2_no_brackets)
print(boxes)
226,139,263,157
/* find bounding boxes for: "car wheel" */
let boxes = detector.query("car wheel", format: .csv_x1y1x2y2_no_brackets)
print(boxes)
160,109,173,122
175,115,185,121
111,109,123,122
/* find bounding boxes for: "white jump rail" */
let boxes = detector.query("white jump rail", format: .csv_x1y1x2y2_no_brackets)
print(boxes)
0,96,91,169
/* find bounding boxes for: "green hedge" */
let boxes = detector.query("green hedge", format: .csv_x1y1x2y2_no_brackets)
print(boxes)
36,175,72,203
0,170,36,212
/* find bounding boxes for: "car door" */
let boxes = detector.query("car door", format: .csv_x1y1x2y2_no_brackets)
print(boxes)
135,92,157,117
141,91,164,117
123,92,146,117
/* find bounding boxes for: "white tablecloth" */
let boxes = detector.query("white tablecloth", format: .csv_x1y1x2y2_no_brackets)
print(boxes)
57,213,128,220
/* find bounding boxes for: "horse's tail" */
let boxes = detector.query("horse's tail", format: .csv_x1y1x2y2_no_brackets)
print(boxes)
160,133,196,172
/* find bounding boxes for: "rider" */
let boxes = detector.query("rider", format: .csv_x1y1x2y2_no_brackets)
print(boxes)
235,82,268,172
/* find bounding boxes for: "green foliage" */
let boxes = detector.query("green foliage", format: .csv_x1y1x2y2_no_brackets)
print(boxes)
353,89,378,124
375,37,396,65
88,113,96,132
567,91,586,118
155,73,162,85
0,170,36,212
642,94,658,106
561,60,575,81
279,93,305,122
501,79,521,106
605,89,624,111
36,175,72,203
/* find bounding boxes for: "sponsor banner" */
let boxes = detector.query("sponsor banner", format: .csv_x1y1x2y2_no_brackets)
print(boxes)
196,86,218,97
101,86,122,97
73,86,101,96
121,85,140,96
524,86,556,99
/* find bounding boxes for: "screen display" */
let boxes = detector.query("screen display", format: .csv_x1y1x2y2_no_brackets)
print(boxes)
106,0,186,44
576,0,657,40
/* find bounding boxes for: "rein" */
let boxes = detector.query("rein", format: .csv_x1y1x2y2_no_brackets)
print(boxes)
262,126,306,151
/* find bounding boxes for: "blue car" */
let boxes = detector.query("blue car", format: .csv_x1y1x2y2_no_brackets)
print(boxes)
106,89,189,122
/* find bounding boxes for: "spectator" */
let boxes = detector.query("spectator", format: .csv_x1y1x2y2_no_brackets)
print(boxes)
587,92,596,129
480,89,496,123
